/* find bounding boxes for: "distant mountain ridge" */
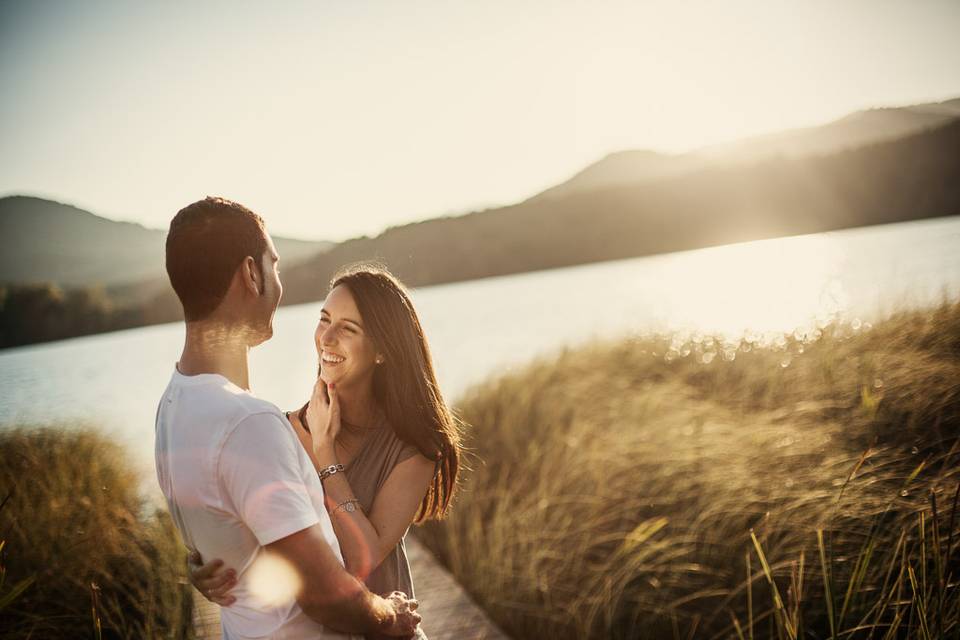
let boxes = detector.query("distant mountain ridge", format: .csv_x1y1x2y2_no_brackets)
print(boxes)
695,96,960,161
537,96,960,201
0,196,333,290
4,96,957,293
272,114,960,303
273,115,960,304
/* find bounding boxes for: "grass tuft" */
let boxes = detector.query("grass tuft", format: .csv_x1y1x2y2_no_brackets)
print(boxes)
419,301,960,639
0,426,192,639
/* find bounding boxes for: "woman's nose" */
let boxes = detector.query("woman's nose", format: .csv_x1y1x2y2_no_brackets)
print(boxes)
319,324,337,346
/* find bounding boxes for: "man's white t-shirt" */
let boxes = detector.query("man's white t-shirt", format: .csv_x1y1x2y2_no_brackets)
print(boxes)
155,367,358,640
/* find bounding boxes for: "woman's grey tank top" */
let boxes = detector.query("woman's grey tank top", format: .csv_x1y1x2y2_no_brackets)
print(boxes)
344,417,429,640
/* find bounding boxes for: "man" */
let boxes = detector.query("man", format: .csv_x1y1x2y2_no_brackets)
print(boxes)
155,196,420,639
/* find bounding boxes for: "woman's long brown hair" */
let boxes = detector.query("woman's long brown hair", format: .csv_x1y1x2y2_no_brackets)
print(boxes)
329,263,462,522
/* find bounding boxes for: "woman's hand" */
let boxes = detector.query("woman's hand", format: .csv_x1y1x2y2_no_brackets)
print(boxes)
306,378,340,461
187,550,237,606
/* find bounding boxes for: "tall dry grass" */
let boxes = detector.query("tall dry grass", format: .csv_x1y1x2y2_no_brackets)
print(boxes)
419,300,960,639
0,427,193,639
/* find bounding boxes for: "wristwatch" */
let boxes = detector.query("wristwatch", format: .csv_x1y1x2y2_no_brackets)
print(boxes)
331,499,361,516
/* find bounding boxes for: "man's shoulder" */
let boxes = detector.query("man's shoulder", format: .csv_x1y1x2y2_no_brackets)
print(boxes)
229,391,285,422
161,374,290,445
221,388,300,446
220,395,292,449
215,400,303,480
185,379,285,426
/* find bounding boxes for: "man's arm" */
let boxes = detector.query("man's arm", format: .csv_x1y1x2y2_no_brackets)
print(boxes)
218,412,419,636
264,523,419,636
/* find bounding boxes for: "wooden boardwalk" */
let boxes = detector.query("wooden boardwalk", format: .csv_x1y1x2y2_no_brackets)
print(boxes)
192,535,510,640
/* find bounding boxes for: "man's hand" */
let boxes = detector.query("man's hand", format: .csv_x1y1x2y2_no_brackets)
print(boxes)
381,591,421,637
187,550,237,607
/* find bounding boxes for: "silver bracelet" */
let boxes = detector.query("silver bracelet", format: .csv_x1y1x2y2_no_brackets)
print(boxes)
318,463,344,481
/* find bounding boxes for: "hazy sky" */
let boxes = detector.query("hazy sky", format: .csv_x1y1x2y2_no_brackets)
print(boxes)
2,0,958,241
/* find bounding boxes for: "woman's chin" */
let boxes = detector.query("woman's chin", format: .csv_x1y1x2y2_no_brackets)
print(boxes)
319,368,342,385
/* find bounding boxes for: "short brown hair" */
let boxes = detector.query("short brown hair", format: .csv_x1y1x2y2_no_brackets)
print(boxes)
165,196,267,321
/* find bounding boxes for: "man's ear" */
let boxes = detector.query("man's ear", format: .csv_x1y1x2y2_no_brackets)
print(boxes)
241,255,261,296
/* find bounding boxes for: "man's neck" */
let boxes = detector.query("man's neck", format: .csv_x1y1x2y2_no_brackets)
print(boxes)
177,321,252,391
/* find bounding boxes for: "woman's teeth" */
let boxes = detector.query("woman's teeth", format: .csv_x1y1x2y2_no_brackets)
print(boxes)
322,353,345,364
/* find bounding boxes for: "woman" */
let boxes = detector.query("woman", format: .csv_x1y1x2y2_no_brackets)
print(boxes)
189,264,461,640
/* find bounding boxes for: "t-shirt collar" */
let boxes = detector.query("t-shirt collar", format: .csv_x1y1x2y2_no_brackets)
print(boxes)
172,363,238,389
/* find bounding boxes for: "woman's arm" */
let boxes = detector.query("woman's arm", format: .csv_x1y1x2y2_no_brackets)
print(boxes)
321,450,435,579
296,380,436,580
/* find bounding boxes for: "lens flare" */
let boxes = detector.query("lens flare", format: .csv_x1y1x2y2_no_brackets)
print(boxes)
247,553,302,607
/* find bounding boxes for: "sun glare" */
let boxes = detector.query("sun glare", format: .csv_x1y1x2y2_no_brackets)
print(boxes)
247,552,302,607
657,233,845,340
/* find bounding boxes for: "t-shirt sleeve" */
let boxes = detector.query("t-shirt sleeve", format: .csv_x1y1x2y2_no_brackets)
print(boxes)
218,412,321,546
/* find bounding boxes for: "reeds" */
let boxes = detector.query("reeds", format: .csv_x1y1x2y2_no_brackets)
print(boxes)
419,300,960,639
0,427,193,639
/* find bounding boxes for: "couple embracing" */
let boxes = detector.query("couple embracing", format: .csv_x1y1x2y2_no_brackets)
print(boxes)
155,196,461,639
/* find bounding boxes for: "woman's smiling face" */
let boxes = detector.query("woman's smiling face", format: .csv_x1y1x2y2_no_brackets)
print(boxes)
315,284,380,387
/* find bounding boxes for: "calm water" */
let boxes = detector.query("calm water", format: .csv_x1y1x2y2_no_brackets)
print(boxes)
2,215,959,487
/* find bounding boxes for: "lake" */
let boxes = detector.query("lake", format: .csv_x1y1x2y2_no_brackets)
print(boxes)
2,215,959,490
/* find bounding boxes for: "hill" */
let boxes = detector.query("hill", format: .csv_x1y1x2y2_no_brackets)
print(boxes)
0,196,332,292
697,96,960,162
537,96,960,200
273,116,960,304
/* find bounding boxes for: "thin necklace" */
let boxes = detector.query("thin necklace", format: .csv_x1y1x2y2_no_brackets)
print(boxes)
342,413,381,433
